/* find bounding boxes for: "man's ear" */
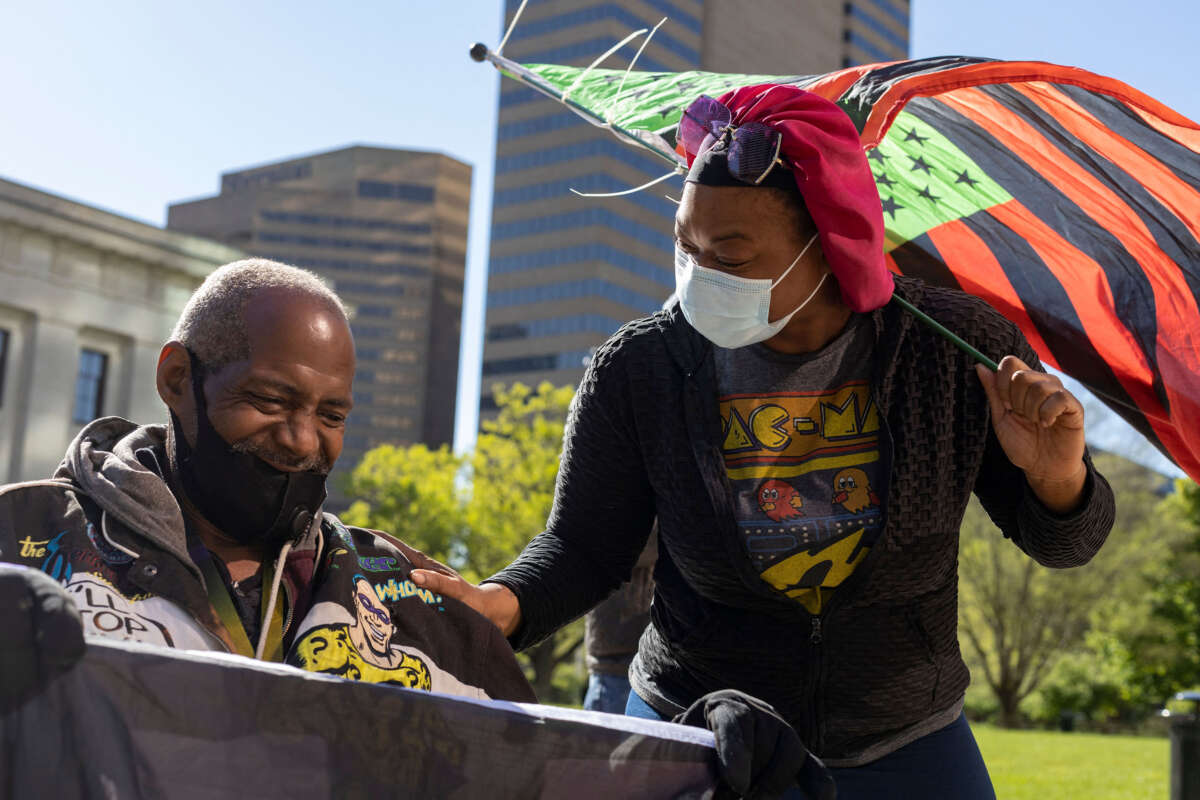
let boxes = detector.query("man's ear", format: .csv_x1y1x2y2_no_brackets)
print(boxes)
156,341,195,428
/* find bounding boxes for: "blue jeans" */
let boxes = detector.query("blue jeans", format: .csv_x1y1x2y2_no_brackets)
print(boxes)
624,689,665,720
624,692,995,800
583,672,633,714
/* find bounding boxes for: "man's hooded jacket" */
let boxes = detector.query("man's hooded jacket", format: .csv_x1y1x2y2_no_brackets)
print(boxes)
0,418,536,703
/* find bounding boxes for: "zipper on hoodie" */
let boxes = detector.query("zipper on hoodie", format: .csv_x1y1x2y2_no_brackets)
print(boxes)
280,581,295,639
800,381,895,754
809,614,825,750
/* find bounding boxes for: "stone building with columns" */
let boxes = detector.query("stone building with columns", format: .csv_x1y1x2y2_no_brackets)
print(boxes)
0,177,244,483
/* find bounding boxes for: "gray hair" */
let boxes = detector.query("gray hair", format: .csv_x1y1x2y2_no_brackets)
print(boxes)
172,258,348,370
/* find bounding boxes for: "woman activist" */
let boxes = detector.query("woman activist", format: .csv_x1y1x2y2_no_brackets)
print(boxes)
412,84,1115,798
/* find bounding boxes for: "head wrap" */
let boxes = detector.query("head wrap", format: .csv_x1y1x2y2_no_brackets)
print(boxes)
682,83,893,312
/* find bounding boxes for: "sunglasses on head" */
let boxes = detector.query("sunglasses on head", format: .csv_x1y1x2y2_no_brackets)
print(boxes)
679,95,788,186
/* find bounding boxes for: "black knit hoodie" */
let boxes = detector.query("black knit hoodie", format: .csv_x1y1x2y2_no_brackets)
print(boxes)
491,275,1114,764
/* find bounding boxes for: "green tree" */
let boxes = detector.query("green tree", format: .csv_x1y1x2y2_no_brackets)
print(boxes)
341,443,465,563
342,382,586,703
1123,479,1200,703
461,382,576,580
1027,629,1144,729
1023,472,1200,730
958,453,1171,727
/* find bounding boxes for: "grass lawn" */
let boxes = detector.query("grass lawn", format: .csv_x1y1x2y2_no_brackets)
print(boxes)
973,725,1167,799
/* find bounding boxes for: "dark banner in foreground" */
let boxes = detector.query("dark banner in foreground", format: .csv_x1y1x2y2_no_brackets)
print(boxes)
0,640,717,799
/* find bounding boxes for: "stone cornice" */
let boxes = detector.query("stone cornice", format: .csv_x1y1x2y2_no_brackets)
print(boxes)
0,177,243,278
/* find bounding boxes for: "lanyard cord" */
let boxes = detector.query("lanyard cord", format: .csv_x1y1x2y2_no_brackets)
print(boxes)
195,545,286,661
255,541,292,660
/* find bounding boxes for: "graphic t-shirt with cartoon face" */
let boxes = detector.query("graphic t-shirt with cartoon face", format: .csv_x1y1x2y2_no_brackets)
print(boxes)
713,314,888,614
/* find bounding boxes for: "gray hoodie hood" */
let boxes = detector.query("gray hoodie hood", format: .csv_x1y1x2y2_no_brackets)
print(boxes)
54,416,193,572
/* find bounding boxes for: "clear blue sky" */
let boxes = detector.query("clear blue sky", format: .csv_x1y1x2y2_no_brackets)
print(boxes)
1,0,1195,472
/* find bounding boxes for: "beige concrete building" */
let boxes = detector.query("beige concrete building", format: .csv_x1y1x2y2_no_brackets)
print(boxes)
483,0,909,402
167,146,470,501
0,177,244,483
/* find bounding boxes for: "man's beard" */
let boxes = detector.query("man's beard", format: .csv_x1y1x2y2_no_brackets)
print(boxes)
231,438,331,474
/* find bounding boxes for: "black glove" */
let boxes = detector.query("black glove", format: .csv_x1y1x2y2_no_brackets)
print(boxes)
674,689,836,800
0,564,86,714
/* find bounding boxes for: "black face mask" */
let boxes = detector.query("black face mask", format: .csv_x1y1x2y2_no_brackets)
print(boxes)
169,352,327,548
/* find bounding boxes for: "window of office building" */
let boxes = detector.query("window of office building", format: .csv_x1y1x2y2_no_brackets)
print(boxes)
495,137,666,176
357,181,435,203
259,209,432,234
371,414,414,430
843,3,909,51
501,6,699,62
392,306,428,321
486,313,625,342
374,372,418,388
255,231,431,256
351,323,394,340
0,328,9,408
391,328,419,343
381,348,419,364
72,349,108,423
488,278,664,313
481,350,592,376
843,29,892,63
261,254,430,278
372,392,419,408
489,246,673,291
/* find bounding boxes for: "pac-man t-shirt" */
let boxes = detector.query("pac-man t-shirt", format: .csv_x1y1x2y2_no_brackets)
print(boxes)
713,314,887,614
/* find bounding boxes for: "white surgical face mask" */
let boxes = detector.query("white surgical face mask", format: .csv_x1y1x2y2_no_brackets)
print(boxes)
674,233,827,349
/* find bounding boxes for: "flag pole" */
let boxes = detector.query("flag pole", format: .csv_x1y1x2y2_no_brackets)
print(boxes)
469,43,684,169
890,293,998,371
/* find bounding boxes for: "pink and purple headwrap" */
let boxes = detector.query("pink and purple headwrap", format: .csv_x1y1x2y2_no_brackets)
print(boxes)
682,83,894,313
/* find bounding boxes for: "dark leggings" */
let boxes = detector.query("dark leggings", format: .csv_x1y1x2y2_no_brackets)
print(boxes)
624,692,996,799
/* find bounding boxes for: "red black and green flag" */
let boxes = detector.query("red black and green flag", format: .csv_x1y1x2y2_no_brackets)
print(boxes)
477,50,1200,481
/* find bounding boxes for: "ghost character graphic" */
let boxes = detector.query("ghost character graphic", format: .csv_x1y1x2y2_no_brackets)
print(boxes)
832,467,879,514
757,479,804,522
